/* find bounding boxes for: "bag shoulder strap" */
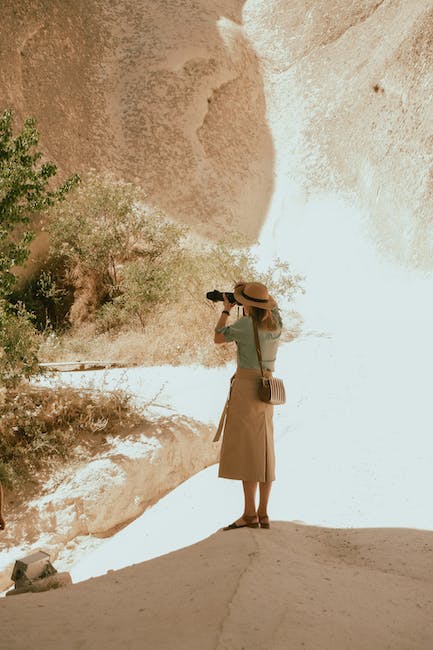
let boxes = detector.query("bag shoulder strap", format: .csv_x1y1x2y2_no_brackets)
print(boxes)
252,318,265,378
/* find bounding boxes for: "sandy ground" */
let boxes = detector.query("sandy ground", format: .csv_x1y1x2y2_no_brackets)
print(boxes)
1,522,432,649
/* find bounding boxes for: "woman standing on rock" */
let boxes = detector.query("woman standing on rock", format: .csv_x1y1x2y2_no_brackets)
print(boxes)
213,281,282,530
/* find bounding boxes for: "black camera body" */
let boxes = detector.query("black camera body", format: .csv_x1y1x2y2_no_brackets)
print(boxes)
206,290,240,305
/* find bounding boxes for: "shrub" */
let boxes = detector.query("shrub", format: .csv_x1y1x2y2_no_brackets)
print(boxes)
46,172,186,325
37,237,303,367
0,110,77,297
0,301,41,388
0,109,78,385
97,253,184,331
12,265,74,332
29,172,304,363
0,384,144,491
180,238,304,307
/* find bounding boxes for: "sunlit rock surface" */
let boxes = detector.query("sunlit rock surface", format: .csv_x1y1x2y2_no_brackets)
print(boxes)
2,1,432,263
242,0,433,267
1,1,272,239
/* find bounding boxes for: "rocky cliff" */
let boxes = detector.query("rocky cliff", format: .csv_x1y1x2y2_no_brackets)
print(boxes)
2,1,432,264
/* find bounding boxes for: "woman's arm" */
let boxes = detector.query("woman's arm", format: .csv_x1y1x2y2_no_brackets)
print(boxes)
214,294,236,344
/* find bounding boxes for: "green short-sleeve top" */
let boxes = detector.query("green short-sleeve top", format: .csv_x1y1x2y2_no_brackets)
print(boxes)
216,308,282,371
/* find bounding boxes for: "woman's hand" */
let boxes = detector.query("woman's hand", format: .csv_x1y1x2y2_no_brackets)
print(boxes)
214,294,234,344
223,294,235,312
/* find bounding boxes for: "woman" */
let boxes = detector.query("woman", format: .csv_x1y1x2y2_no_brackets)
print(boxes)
214,281,282,530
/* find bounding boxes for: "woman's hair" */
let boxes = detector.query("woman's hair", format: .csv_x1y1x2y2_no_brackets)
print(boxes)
249,306,280,332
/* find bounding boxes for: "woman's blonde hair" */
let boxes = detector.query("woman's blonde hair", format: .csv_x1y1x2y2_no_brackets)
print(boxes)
250,306,280,332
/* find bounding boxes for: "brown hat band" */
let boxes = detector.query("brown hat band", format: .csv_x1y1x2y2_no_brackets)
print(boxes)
241,290,269,304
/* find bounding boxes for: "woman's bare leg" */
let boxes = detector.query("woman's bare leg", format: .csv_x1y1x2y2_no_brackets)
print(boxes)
242,480,258,517
226,481,259,528
258,481,272,518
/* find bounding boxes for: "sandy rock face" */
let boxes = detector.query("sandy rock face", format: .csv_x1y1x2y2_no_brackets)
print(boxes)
1,1,432,260
1,0,273,239
242,0,433,267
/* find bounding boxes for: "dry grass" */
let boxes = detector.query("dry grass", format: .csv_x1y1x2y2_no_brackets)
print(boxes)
0,383,144,494
39,304,302,367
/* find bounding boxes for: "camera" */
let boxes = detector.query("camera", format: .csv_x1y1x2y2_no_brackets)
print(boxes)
206,290,240,304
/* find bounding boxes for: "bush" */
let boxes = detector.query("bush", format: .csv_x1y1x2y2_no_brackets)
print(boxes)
180,238,304,307
0,110,77,297
0,109,78,386
37,239,304,368
24,172,304,364
12,265,74,332
0,384,144,491
43,174,304,332
45,172,186,326
0,301,41,388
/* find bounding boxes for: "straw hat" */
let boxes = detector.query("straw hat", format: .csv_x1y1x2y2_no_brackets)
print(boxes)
233,282,276,310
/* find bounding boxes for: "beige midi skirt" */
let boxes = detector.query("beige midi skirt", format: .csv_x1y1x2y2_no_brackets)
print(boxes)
216,367,275,482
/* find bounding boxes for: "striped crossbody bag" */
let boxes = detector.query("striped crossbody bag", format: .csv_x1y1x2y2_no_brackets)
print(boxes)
252,319,286,405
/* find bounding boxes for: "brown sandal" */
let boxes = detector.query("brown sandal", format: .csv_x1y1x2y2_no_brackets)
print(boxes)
223,514,259,530
259,514,270,529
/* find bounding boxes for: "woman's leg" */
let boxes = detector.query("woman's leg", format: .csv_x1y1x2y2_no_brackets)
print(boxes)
224,481,258,528
258,481,272,517
242,480,258,517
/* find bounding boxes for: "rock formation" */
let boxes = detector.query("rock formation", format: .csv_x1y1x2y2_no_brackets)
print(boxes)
2,1,432,264
1,523,433,648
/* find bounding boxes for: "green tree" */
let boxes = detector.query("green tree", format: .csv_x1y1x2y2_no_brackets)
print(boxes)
0,301,40,388
47,172,186,326
0,109,79,298
0,109,79,386
39,171,304,363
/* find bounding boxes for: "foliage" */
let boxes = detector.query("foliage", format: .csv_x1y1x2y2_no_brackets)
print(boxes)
0,384,144,490
0,300,41,388
98,252,183,330
0,109,79,386
254,258,305,305
12,264,74,332
38,232,304,367
47,173,184,303
24,172,304,363
182,238,304,308
0,109,79,298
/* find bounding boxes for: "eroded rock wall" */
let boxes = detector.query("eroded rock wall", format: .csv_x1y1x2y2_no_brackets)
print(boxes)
1,1,432,257
1,0,273,239
243,0,433,267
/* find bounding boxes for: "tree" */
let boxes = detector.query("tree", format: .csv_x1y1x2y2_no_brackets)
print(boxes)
0,109,79,298
47,172,186,326
0,109,79,386
0,301,40,388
